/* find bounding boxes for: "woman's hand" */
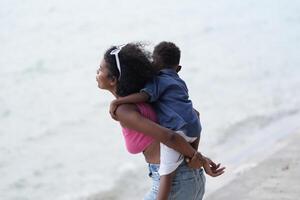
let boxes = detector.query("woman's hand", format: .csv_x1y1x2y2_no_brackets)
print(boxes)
185,151,204,169
186,152,225,177
203,156,225,177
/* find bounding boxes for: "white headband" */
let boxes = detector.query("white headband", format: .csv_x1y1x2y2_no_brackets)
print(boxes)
110,44,126,80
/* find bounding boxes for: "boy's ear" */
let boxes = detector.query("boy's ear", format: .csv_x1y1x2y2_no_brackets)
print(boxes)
176,65,182,73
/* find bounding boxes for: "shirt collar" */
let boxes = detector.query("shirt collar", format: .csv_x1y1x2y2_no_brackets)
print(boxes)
159,68,178,76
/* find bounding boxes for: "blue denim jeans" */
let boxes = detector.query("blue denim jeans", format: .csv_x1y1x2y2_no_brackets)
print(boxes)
144,161,206,200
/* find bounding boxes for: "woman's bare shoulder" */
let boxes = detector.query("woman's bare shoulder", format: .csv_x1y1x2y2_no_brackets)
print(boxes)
115,104,141,127
115,103,139,118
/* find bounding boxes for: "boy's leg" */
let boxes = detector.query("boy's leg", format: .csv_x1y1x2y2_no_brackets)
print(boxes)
158,131,197,199
157,172,175,200
159,131,197,175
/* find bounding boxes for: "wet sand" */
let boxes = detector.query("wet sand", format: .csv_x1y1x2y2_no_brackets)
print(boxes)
206,131,300,200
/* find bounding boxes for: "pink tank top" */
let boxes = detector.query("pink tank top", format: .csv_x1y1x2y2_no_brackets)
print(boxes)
121,103,157,154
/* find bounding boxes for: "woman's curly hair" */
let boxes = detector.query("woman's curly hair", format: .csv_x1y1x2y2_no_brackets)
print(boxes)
104,43,155,97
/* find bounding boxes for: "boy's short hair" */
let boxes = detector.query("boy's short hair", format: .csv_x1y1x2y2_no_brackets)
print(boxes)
153,41,181,68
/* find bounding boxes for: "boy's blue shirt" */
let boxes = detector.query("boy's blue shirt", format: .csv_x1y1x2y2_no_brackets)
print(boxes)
141,68,201,137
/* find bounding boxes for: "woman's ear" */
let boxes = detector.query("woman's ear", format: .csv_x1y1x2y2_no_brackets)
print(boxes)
109,76,118,87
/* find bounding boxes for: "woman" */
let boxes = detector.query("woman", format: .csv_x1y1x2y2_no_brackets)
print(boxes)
96,43,224,199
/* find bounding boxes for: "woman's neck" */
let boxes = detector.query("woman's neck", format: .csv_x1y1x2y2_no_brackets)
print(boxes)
109,87,118,98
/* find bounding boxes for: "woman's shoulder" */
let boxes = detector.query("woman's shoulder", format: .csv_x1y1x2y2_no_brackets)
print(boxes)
115,103,139,115
115,103,155,123
115,104,142,127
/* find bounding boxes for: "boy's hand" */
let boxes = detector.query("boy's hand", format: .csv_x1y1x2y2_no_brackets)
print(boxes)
109,99,119,121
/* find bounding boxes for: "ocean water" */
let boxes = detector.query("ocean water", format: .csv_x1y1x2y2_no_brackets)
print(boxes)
1,0,300,199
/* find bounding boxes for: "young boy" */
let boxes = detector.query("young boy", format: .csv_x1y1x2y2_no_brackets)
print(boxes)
110,42,203,199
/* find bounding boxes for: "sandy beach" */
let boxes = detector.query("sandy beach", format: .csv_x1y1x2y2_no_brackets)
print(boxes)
206,131,300,200
90,130,300,200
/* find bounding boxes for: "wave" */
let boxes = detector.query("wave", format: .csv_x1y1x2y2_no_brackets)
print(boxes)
219,107,300,144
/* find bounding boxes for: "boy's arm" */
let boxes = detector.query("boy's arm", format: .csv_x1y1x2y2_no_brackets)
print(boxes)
109,92,149,120
157,173,175,200
110,77,161,120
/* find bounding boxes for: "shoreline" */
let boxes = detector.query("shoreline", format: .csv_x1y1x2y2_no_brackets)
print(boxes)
206,130,300,200
86,113,300,200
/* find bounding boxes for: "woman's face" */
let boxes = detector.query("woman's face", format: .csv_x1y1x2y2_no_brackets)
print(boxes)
96,58,114,90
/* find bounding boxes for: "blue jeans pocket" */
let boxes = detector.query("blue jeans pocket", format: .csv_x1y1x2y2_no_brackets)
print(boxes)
169,166,205,200
145,163,205,200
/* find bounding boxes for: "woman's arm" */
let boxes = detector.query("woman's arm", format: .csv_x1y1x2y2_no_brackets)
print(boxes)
116,104,200,159
116,104,225,177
